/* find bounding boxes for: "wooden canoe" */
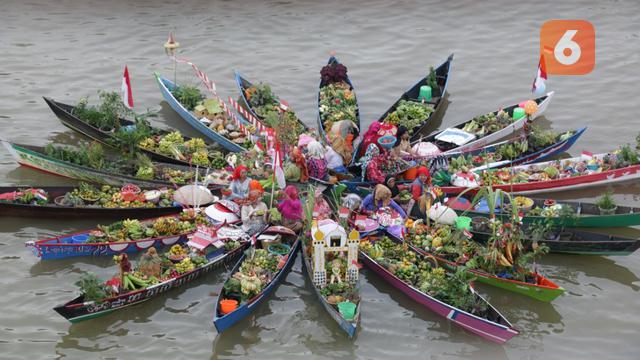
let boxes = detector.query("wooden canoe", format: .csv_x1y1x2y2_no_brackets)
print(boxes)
26,215,193,260
300,238,360,338
53,241,247,323
440,152,640,195
360,232,519,344
154,73,248,153
316,56,361,153
1,140,222,188
411,92,555,154
213,226,299,333
0,185,181,219
43,96,231,165
456,196,640,229
234,70,309,132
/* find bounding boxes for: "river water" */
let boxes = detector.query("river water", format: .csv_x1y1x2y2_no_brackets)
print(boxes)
1,0,639,359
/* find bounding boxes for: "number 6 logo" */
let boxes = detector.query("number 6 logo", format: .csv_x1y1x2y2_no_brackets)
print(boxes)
541,20,595,75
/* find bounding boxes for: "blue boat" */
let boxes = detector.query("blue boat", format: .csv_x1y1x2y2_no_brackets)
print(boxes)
234,70,309,132
300,238,359,338
316,55,361,148
26,216,191,260
349,54,454,167
154,72,247,153
213,226,300,333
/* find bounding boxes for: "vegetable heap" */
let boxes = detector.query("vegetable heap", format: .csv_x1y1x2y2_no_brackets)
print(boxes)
383,100,434,134
461,109,513,137
138,131,227,168
87,216,196,243
360,236,488,316
221,248,285,305
319,81,358,132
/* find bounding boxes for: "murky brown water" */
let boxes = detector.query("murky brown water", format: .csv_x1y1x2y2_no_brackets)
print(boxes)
1,0,640,359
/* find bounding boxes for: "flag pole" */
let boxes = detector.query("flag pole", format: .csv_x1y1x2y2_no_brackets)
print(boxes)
269,131,278,210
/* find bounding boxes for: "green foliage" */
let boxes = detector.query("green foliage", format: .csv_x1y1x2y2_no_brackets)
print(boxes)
75,273,108,302
112,118,153,156
72,91,134,130
596,190,616,210
44,142,106,170
619,144,639,165
172,85,203,111
427,66,438,91
384,100,434,133
528,125,560,150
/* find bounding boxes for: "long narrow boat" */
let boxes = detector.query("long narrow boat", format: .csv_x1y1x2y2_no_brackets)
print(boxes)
455,196,640,228
300,238,360,338
0,185,181,219
53,236,248,323
316,56,361,154
470,227,640,256
411,92,555,154
26,215,195,260
154,73,248,153
396,231,564,302
440,152,640,195
213,226,300,333
340,127,585,195
1,140,220,188
360,232,518,344
234,70,309,132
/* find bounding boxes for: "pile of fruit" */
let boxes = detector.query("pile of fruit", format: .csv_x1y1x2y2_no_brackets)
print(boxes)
383,100,434,133
174,257,196,274
138,131,225,168
360,236,488,315
318,81,357,131
87,217,196,243
66,183,174,208
461,109,513,137
222,248,284,304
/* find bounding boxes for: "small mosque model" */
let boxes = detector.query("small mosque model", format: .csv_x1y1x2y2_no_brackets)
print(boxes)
311,219,360,288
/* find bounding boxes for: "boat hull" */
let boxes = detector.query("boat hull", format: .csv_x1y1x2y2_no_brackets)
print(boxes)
155,73,246,153
359,251,518,344
53,245,245,323
213,239,300,333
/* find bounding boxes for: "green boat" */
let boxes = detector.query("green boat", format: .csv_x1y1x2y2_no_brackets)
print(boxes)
1,140,219,188
453,197,640,228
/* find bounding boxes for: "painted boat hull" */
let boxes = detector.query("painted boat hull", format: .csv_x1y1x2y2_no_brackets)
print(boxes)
316,56,361,147
155,73,246,153
1,140,210,188
213,238,300,333
359,251,518,344
53,244,246,323
349,54,453,166
0,186,181,219
300,242,359,338
43,97,214,166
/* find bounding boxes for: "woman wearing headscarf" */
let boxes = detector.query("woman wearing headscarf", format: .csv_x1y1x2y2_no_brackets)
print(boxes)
360,184,407,218
356,122,382,158
226,165,251,201
385,175,401,200
290,147,309,183
241,189,268,235
357,143,382,182
324,145,347,174
306,140,329,180
411,166,431,201
277,185,303,232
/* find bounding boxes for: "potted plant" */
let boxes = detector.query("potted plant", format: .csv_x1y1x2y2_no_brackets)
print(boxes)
596,190,617,215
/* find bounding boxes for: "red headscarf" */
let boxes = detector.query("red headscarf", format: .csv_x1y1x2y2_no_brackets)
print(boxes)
416,166,430,180
232,165,248,181
358,122,383,157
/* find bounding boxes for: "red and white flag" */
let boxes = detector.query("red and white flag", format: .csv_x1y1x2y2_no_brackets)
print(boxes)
279,100,289,112
121,66,134,109
531,53,548,95
272,140,286,189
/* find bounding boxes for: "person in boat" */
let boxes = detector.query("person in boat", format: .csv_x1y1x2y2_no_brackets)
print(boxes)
325,144,348,174
226,165,251,201
277,185,303,232
385,175,402,202
357,143,383,182
328,119,358,161
392,125,414,157
360,184,407,218
241,189,268,235
411,166,431,201
290,146,310,183
357,122,382,158
306,140,329,180
409,188,439,219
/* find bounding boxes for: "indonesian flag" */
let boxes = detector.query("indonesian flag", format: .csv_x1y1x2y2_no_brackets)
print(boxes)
279,100,289,112
531,53,548,95
273,141,286,189
121,66,134,109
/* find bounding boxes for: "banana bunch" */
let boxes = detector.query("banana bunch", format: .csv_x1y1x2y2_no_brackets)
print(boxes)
169,244,186,256
175,258,195,274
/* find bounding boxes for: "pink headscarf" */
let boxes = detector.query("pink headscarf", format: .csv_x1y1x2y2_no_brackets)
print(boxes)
358,122,383,158
284,185,298,200
278,185,302,221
